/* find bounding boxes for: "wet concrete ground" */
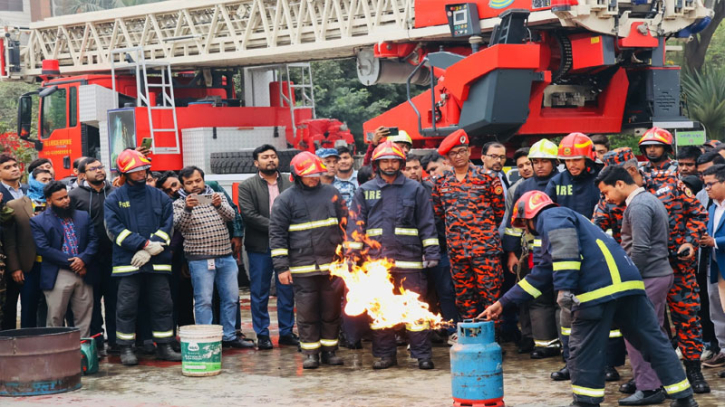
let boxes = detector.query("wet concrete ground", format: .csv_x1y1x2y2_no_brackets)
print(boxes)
3,290,725,407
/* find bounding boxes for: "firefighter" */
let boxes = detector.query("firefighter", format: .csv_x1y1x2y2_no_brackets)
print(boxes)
269,152,347,369
545,132,601,219
346,141,440,370
432,130,505,323
502,138,560,358
639,127,679,177
612,148,710,394
480,191,699,407
104,149,181,365
544,132,602,380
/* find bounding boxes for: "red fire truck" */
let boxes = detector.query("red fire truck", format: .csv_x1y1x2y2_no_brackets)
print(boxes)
1,0,712,175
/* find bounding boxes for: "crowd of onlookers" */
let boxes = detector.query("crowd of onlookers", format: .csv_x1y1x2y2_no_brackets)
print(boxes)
2,129,725,391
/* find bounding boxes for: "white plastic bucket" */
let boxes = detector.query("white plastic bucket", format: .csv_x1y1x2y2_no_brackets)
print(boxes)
179,325,223,377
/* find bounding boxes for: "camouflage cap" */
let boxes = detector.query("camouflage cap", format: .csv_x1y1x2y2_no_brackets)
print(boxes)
602,147,635,167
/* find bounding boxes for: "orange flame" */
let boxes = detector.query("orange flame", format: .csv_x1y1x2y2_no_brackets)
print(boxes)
331,230,450,330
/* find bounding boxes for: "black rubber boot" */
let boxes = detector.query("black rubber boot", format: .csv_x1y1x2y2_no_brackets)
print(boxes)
120,345,138,366
303,354,320,369
551,365,570,381
418,358,435,370
669,395,699,407
321,351,343,365
373,356,397,370
156,343,182,361
684,359,710,394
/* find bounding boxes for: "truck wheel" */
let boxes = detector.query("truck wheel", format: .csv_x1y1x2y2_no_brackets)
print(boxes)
210,149,301,174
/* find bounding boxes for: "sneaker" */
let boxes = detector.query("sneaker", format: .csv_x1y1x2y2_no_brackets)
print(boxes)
702,351,725,368
701,348,714,362
447,333,458,346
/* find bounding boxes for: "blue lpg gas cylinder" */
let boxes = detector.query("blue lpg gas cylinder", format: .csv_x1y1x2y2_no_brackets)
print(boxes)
450,319,504,407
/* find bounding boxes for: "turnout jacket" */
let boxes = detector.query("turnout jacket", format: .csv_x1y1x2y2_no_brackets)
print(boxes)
500,206,645,310
269,183,346,276
545,167,600,219
104,182,173,277
347,173,440,272
502,169,558,253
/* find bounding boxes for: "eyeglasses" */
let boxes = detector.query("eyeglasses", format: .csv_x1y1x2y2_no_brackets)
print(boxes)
86,165,105,172
485,154,507,161
705,180,723,189
448,148,469,158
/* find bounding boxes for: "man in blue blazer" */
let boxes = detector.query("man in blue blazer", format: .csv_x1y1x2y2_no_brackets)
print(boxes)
30,181,98,337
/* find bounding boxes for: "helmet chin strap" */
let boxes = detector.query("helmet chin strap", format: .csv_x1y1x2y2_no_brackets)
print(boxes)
125,174,147,187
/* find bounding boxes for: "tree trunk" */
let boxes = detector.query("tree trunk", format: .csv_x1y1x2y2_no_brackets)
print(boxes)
685,0,725,72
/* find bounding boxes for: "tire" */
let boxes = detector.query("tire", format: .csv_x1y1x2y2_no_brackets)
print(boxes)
210,149,301,174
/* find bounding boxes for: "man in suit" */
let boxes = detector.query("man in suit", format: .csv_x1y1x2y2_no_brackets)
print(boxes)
701,164,725,379
30,181,98,336
238,144,297,350
3,168,53,328
0,153,29,330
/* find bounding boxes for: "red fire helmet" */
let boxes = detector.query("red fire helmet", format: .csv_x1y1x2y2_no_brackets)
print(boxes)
372,141,406,162
116,149,151,174
289,151,327,182
511,190,557,228
558,132,595,161
638,127,674,147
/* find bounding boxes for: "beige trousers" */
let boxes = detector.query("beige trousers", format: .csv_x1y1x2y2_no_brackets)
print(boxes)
43,269,93,337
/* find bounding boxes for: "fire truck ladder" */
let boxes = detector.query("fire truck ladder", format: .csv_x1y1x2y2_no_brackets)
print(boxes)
1,0,424,80
110,47,181,155
281,62,316,140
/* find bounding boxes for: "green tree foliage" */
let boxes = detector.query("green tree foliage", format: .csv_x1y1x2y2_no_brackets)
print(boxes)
682,67,725,140
684,0,725,72
0,81,38,135
312,58,422,151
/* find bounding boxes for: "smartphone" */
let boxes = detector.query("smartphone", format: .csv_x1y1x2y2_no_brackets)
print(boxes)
196,194,214,205
388,127,399,136
141,137,153,150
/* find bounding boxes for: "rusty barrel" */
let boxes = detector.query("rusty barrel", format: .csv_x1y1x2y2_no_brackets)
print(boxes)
0,327,82,396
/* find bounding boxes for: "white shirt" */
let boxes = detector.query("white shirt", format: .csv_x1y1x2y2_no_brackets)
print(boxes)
713,199,725,250
625,187,645,207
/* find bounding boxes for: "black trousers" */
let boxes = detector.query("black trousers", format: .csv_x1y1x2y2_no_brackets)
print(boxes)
569,295,693,405
116,273,175,345
1,278,20,330
292,275,343,355
372,272,432,360
90,256,117,346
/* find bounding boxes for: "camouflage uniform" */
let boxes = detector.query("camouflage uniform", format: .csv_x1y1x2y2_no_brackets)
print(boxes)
432,167,505,319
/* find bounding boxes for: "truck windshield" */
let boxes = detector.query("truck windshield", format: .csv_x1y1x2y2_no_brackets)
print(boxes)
41,88,67,139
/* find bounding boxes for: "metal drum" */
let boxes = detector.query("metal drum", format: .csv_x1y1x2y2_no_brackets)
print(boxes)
450,320,504,407
0,327,82,396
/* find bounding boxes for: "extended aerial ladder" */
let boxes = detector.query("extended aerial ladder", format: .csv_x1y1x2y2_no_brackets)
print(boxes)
0,0,715,168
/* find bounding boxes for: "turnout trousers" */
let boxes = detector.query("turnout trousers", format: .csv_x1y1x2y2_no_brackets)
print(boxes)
450,256,502,320
293,275,343,355
569,294,693,405
115,273,175,345
668,258,704,360
519,258,559,350
372,272,432,360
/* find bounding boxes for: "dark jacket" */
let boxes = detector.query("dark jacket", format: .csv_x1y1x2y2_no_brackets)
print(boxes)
502,168,559,253
104,183,173,277
269,183,346,276
238,173,292,253
208,181,244,239
69,180,114,251
545,167,601,219
500,206,645,310
0,183,28,205
346,173,440,273
30,207,99,290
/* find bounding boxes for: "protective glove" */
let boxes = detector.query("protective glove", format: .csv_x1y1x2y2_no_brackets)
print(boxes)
144,241,165,256
556,290,580,310
131,250,152,268
423,259,439,269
